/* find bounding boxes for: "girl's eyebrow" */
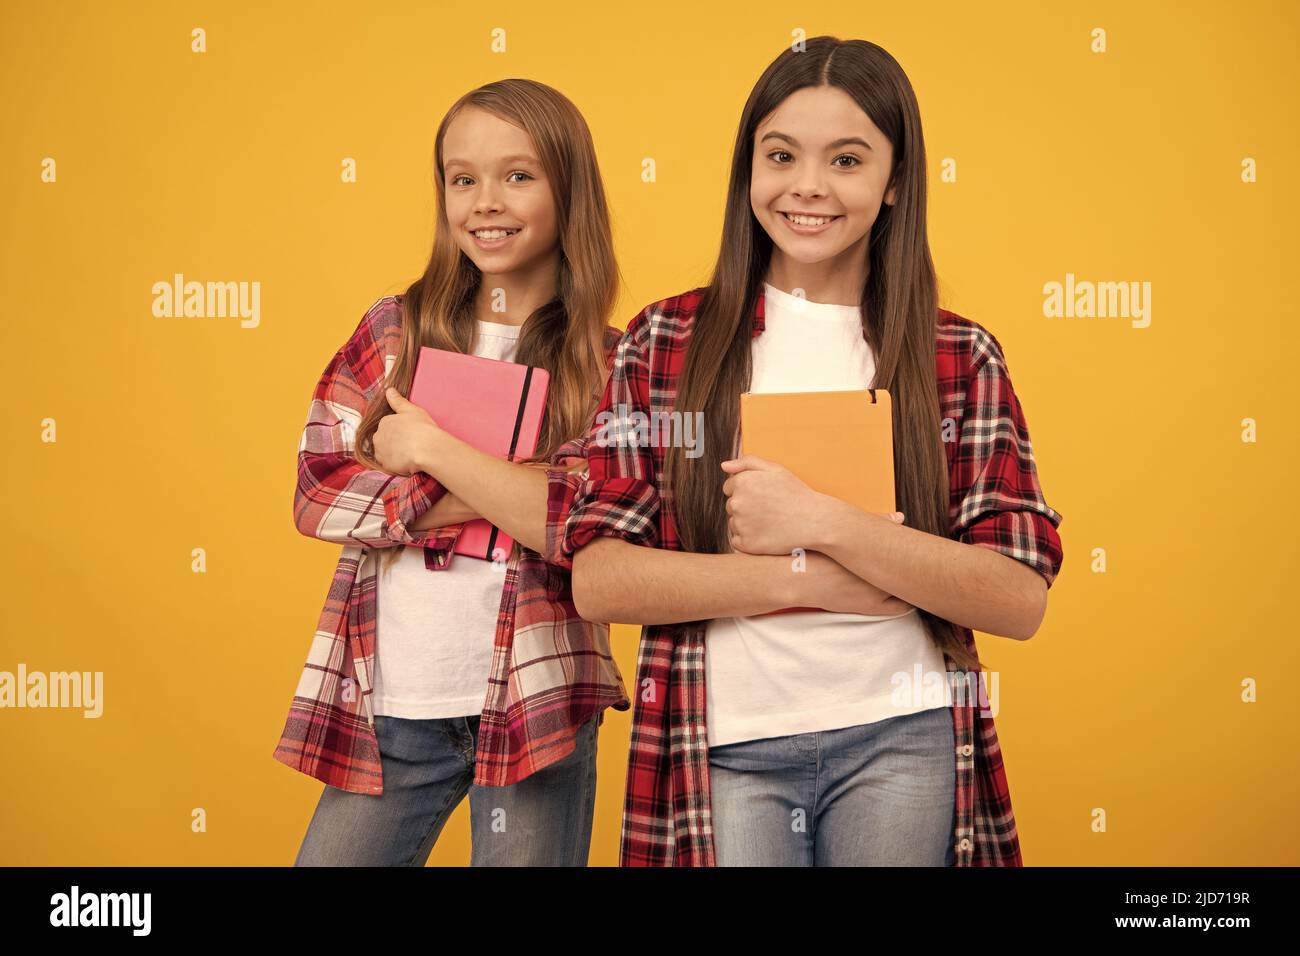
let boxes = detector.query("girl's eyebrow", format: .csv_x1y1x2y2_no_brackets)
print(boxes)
760,131,873,151
445,153,541,168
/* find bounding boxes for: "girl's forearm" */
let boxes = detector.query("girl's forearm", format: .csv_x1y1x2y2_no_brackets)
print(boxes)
813,500,1047,640
411,492,480,530
571,536,799,625
415,429,548,553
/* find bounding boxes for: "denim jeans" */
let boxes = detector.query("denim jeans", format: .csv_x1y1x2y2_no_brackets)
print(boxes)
294,712,599,866
707,706,956,866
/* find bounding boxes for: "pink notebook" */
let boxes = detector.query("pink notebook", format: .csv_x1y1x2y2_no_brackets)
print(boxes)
408,346,550,561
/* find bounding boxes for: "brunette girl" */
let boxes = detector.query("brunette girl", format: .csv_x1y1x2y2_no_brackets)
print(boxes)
553,38,1064,866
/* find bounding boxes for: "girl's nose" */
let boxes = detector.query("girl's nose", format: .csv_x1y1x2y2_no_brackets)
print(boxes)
475,185,504,214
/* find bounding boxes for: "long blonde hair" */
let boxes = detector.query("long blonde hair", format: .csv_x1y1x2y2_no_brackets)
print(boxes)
354,79,619,570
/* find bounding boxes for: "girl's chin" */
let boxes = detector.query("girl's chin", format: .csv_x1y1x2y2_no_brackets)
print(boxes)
463,246,523,269
768,242,850,265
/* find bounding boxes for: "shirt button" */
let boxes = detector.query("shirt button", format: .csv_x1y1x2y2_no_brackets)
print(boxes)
959,743,974,757
958,838,972,852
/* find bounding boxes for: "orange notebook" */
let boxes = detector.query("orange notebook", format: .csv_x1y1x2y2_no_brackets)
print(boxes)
738,388,895,614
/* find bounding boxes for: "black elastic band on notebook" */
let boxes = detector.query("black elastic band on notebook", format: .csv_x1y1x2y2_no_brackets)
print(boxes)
507,366,533,461
486,366,534,560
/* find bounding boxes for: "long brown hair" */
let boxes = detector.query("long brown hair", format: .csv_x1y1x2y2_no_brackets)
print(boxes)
665,37,980,671
354,79,619,570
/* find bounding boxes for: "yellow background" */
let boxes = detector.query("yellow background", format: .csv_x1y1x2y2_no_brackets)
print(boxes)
2,0,1296,865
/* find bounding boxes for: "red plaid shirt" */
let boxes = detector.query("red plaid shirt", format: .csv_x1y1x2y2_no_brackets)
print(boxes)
274,295,630,794
551,287,1065,866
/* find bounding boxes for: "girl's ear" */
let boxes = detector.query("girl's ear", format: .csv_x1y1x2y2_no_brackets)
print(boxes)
882,170,899,207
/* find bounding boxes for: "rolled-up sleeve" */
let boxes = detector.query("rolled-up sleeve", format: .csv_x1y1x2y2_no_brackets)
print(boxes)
545,319,662,571
293,305,458,559
949,335,1064,587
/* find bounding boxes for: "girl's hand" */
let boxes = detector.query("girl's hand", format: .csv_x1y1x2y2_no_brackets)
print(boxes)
374,387,442,476
794,550,914,617
721,454,904,555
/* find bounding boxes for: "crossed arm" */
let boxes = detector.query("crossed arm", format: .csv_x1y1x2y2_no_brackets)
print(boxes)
572,539,811,624
810,497,1048,641
407,437,551,553
569,497,1042,639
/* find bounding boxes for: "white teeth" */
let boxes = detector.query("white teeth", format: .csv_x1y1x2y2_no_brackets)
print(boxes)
472,228,519,239
784,213,835,226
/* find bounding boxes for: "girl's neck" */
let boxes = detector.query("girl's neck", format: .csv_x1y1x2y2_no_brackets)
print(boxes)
764,250,869,307
472,256,560,327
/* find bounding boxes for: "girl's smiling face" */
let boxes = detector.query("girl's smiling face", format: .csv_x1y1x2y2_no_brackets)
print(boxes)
750,85,896,276
442,106,559,279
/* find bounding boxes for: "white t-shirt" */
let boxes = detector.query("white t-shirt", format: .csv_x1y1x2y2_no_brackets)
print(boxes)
703,282,950,747
371,319,522,719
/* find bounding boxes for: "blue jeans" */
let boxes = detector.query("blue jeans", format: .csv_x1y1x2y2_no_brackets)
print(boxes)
707,706,957,866
294,713,599,866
